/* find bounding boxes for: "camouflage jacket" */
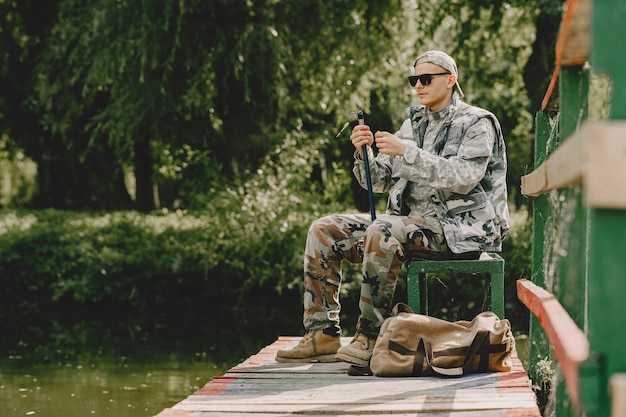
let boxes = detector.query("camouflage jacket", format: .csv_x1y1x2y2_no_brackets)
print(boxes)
353,96,510,253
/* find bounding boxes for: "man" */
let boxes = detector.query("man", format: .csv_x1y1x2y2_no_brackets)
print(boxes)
275,50,509,367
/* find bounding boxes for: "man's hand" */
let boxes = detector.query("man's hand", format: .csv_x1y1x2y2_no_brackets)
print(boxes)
350,124,374,159
374,131,408,156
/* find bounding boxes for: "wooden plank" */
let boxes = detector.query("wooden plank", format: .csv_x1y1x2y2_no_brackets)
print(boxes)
610,374,626,417
561,0,591,66
153,410,192,417
585,122,626,208
521,127,583,196
541,0,590,109
516,279,589,409
174,396,538,414
586,208,626,414
521,121,626,208
155,336,541,417
182,413,507,417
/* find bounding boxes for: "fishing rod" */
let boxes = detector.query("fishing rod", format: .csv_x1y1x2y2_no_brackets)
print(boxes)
356,110,376,221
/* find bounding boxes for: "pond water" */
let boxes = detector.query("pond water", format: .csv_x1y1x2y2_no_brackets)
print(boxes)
1,351,231,417
0,311,300,417
0,305,528,417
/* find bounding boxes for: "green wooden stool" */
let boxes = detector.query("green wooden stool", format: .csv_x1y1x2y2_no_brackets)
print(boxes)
406,253,505,318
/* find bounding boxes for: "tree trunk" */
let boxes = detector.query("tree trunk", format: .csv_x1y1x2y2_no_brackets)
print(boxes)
134,135,155,212
31,152,75,209
523,6,562,113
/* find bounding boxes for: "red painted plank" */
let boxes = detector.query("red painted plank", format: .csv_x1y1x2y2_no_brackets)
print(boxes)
516,279,589,408
152,408,193,417
505,409,542,417
195,375,239,395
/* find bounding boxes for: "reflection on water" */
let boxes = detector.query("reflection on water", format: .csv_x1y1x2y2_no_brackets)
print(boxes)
1,352,231,417
0,306,303,417
1,304,529,417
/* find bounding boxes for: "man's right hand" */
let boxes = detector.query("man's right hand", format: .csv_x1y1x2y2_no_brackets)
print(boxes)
350,124,374,160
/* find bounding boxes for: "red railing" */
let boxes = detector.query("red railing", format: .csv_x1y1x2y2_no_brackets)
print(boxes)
516,279,589,409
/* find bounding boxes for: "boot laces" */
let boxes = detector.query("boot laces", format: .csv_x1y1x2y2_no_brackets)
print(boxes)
299,329,316,345
354,332,373,349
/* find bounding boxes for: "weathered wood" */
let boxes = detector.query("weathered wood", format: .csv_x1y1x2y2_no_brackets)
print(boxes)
520,129,582,196
610,374,626,417
516,279,589,409
527,111,554,388
541,0,590,109
154,336,540,416
521,120,626,208
585,124,626,208
561,0,591,65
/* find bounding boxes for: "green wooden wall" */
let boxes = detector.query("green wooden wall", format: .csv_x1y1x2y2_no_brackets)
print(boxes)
527,0,626,416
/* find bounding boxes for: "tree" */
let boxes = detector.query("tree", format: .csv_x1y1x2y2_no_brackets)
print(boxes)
0,1,57,207
2,0,561,211
24,0,404,210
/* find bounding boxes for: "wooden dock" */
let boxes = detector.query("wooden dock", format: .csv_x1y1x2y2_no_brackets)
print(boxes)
155,336,541,416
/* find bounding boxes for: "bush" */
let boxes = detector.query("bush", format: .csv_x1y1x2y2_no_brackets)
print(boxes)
0,131,532,336
0,135,37,208
0,210,215,314
0,131,346,322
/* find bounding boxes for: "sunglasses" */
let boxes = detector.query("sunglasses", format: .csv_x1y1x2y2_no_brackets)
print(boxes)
408,72,450,87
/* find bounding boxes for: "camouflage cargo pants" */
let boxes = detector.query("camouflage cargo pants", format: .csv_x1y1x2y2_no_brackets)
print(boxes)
303,213,448,338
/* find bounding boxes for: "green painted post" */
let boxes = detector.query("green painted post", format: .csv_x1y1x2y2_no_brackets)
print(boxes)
554,65,589,417
583,0,626,415
586,210,626,416
527,111,553,396
556,65,588,328
406,262,423,314
592,0,626,119
528,66,589,417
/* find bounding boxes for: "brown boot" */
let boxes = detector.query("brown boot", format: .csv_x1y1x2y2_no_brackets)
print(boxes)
275,329,341,363
334,332,376,367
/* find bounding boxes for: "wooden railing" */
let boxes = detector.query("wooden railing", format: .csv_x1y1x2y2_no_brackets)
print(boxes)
519,0,626,415
521,120,626,209
516,279,589,409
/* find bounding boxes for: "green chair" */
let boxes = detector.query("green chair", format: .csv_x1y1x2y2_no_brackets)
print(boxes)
406,253,505,318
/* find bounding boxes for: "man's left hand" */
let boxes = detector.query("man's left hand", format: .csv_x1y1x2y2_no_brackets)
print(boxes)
374,131,408,156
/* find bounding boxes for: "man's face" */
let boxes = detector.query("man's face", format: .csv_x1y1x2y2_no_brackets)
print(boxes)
413,62,455,111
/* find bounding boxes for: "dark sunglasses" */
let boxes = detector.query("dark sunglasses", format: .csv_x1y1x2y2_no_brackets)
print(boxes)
408,72,450,87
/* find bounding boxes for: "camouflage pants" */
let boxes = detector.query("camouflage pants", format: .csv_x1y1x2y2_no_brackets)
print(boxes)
303,213,448,338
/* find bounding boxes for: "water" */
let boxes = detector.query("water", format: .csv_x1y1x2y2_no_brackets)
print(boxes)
0,310,299,417
1,352,231,417
0,303,528,417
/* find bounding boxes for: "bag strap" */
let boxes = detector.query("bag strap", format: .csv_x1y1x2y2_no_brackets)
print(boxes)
463,330,506,372
430,330,509,376
388,338,428,376
392,302,414,315
429,332,490,377
463,330,491,372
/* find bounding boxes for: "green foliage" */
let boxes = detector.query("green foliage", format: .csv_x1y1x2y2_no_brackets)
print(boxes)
0,129,354,318
0,0,550,338
2,0,554,214
0,210,221,313
0,205,532,333
196,130,350,296
0,134,37,207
